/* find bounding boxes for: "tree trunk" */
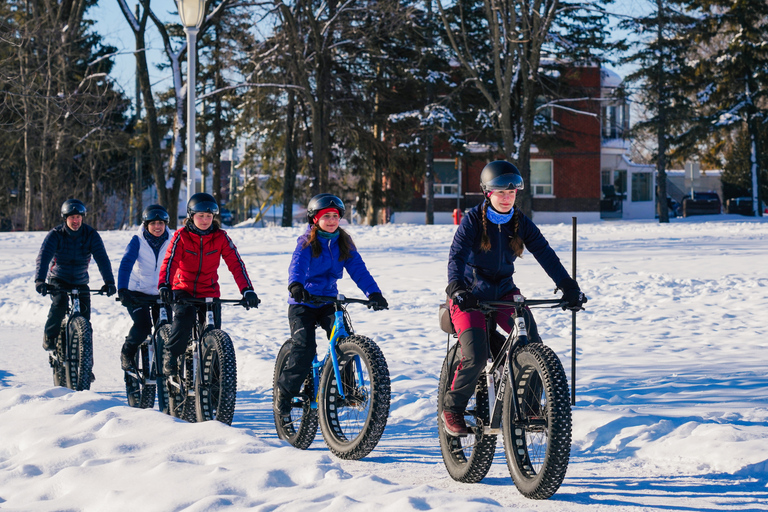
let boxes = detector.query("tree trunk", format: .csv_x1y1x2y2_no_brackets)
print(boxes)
282,91,298,227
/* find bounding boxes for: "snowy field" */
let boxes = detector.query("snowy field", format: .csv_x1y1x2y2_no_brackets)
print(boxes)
1,215,767,511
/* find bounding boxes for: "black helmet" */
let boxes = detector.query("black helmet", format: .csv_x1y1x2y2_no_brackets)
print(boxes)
187,193,219,217
480,160,525,193
142,204,169,225
61,198,87,218
306,193,345,224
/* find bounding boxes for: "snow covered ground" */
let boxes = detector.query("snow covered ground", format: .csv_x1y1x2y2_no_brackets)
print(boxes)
1,215,767,511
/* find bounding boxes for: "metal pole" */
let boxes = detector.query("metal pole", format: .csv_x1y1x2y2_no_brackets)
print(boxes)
571,216,577,406
185,27,199,206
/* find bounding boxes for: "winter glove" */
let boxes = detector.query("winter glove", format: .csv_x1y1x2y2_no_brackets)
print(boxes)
159,286,173,304
35,281,48,297
117,288,134,306
242,289,260,309
100,283,117,297
288,282,311,303
367,292,388,311
558,277,587,310
452,290,478,312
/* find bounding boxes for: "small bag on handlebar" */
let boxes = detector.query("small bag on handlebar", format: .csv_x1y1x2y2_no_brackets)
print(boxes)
438,298,455,335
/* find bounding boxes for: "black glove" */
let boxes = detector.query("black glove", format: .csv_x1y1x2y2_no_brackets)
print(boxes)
288,282,311,303
101,283,117,297
35,281,48,296
452,290,478,312
367,292,388,311
242,289,260,309
159,286,173,304
117,288,134,306
559,278,587,309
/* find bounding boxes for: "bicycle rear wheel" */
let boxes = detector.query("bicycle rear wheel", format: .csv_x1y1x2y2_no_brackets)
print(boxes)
318,335,390,460
67,316,93,391
153,329,168,414
272,339,318,450
197,329,237,424
437,343,497,483
502,342,571,499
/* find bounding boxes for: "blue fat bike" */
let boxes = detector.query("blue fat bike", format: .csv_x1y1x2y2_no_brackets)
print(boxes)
158,297,251,425
437,294,583,500
122,296,170,411
272,294,391,460
47,286,105,391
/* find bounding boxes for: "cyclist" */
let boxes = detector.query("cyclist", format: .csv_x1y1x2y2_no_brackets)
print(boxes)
158,193,259,375
442,161,587,436
274,193,388,420
34,199,116,352
116,204,173,372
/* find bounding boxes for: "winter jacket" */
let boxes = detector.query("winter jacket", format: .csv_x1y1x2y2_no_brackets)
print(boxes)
446,203,570,300
288,227,380,306
35,223,114,286
159,225,253,297
118,225,172,295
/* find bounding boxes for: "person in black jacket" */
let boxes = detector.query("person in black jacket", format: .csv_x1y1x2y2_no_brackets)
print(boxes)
34,199,116,352
441,161,587,436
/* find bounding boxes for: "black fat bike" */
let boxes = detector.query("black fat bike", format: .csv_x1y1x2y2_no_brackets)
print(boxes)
437,294,583,499
158,297,250,425
47,286,105,391
272,294,390,460
122,296,171,411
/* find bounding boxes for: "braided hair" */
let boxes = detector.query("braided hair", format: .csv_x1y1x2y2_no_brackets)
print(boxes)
480,198,524,257
303,223,354,260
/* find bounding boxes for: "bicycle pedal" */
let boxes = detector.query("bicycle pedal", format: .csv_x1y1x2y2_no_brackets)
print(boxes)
124,370,139,380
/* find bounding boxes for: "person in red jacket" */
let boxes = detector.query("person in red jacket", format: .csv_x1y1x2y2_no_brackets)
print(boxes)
158,193,259,374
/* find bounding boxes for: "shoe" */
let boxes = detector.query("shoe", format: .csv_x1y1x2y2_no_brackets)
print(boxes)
273,387,292,418
42,335,56,351
442,409,469,437
162,350,177,376
120,344,137,372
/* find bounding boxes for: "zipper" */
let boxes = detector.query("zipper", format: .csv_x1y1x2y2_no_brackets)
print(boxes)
193,233,203,296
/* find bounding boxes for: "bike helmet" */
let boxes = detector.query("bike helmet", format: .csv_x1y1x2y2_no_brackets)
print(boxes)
187,192,219,217
306,193,345,224
60,198,87,218
142,204,170,225
480,160,525,193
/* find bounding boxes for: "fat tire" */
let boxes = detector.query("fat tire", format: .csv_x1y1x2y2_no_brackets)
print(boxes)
67,316,93,391
502,343,572,500
51,320,67,387
197,329,237,424
318,335,390,460
154,330,168,414
437,343,497,483
158,326,196,421
272,339,318,450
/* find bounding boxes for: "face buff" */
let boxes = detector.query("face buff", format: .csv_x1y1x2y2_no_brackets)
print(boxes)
486,206,514,225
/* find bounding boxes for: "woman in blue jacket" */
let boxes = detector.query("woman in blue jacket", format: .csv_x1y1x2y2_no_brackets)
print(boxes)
274,193,388,419
441,161,587,436
116,205,172,372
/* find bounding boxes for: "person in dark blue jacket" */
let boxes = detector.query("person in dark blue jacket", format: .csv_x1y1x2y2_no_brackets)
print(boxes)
34,199,116,352
441,161,587,436
274,193,388,419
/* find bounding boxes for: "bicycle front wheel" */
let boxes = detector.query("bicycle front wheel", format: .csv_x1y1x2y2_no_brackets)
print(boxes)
50,320,67,387
67,316,93,391
437,343,497,483
196,329,237,424
158,326,196,422
502,342,572,500
273,339,318,450
318,335,390,460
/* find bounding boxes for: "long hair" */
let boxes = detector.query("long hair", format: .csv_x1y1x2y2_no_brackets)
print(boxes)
303,224,354,260
480,200,524,257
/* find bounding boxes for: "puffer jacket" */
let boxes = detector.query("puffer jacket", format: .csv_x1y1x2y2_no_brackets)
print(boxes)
446,202,570,300
288,226,380,306
35,223,114,286
159,225,252,297
118,225,172,295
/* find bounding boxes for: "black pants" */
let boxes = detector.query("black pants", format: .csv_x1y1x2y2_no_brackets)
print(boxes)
123,292,172,348
44,278,90,340
444,308,542,414
165,291,220,358
277,303,335,397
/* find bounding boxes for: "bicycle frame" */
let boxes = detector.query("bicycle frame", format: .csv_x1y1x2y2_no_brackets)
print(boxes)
124,297,169,385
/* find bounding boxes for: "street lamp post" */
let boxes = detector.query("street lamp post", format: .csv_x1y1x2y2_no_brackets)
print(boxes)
176,0,205,206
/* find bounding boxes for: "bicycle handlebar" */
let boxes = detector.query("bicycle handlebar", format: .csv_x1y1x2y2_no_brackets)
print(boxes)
46,285,106,295
169,296,251,307
307,294,386,309
477,297,585,312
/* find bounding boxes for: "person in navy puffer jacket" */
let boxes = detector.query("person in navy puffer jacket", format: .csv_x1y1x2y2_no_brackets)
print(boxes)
116,205,173,372
440,161,588,437
35,199,116,352
273,193,388,420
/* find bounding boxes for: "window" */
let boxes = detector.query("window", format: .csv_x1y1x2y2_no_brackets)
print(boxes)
602,104,628,139
530,160,553,196
432,159,459,197
631,172,652,201
601,169,627,198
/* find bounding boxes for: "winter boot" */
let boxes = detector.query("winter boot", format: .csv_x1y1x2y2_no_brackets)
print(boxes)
42,334,56,351
162,349,177,376
120,341,138,372
273,387,292,419
441,409,469,437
